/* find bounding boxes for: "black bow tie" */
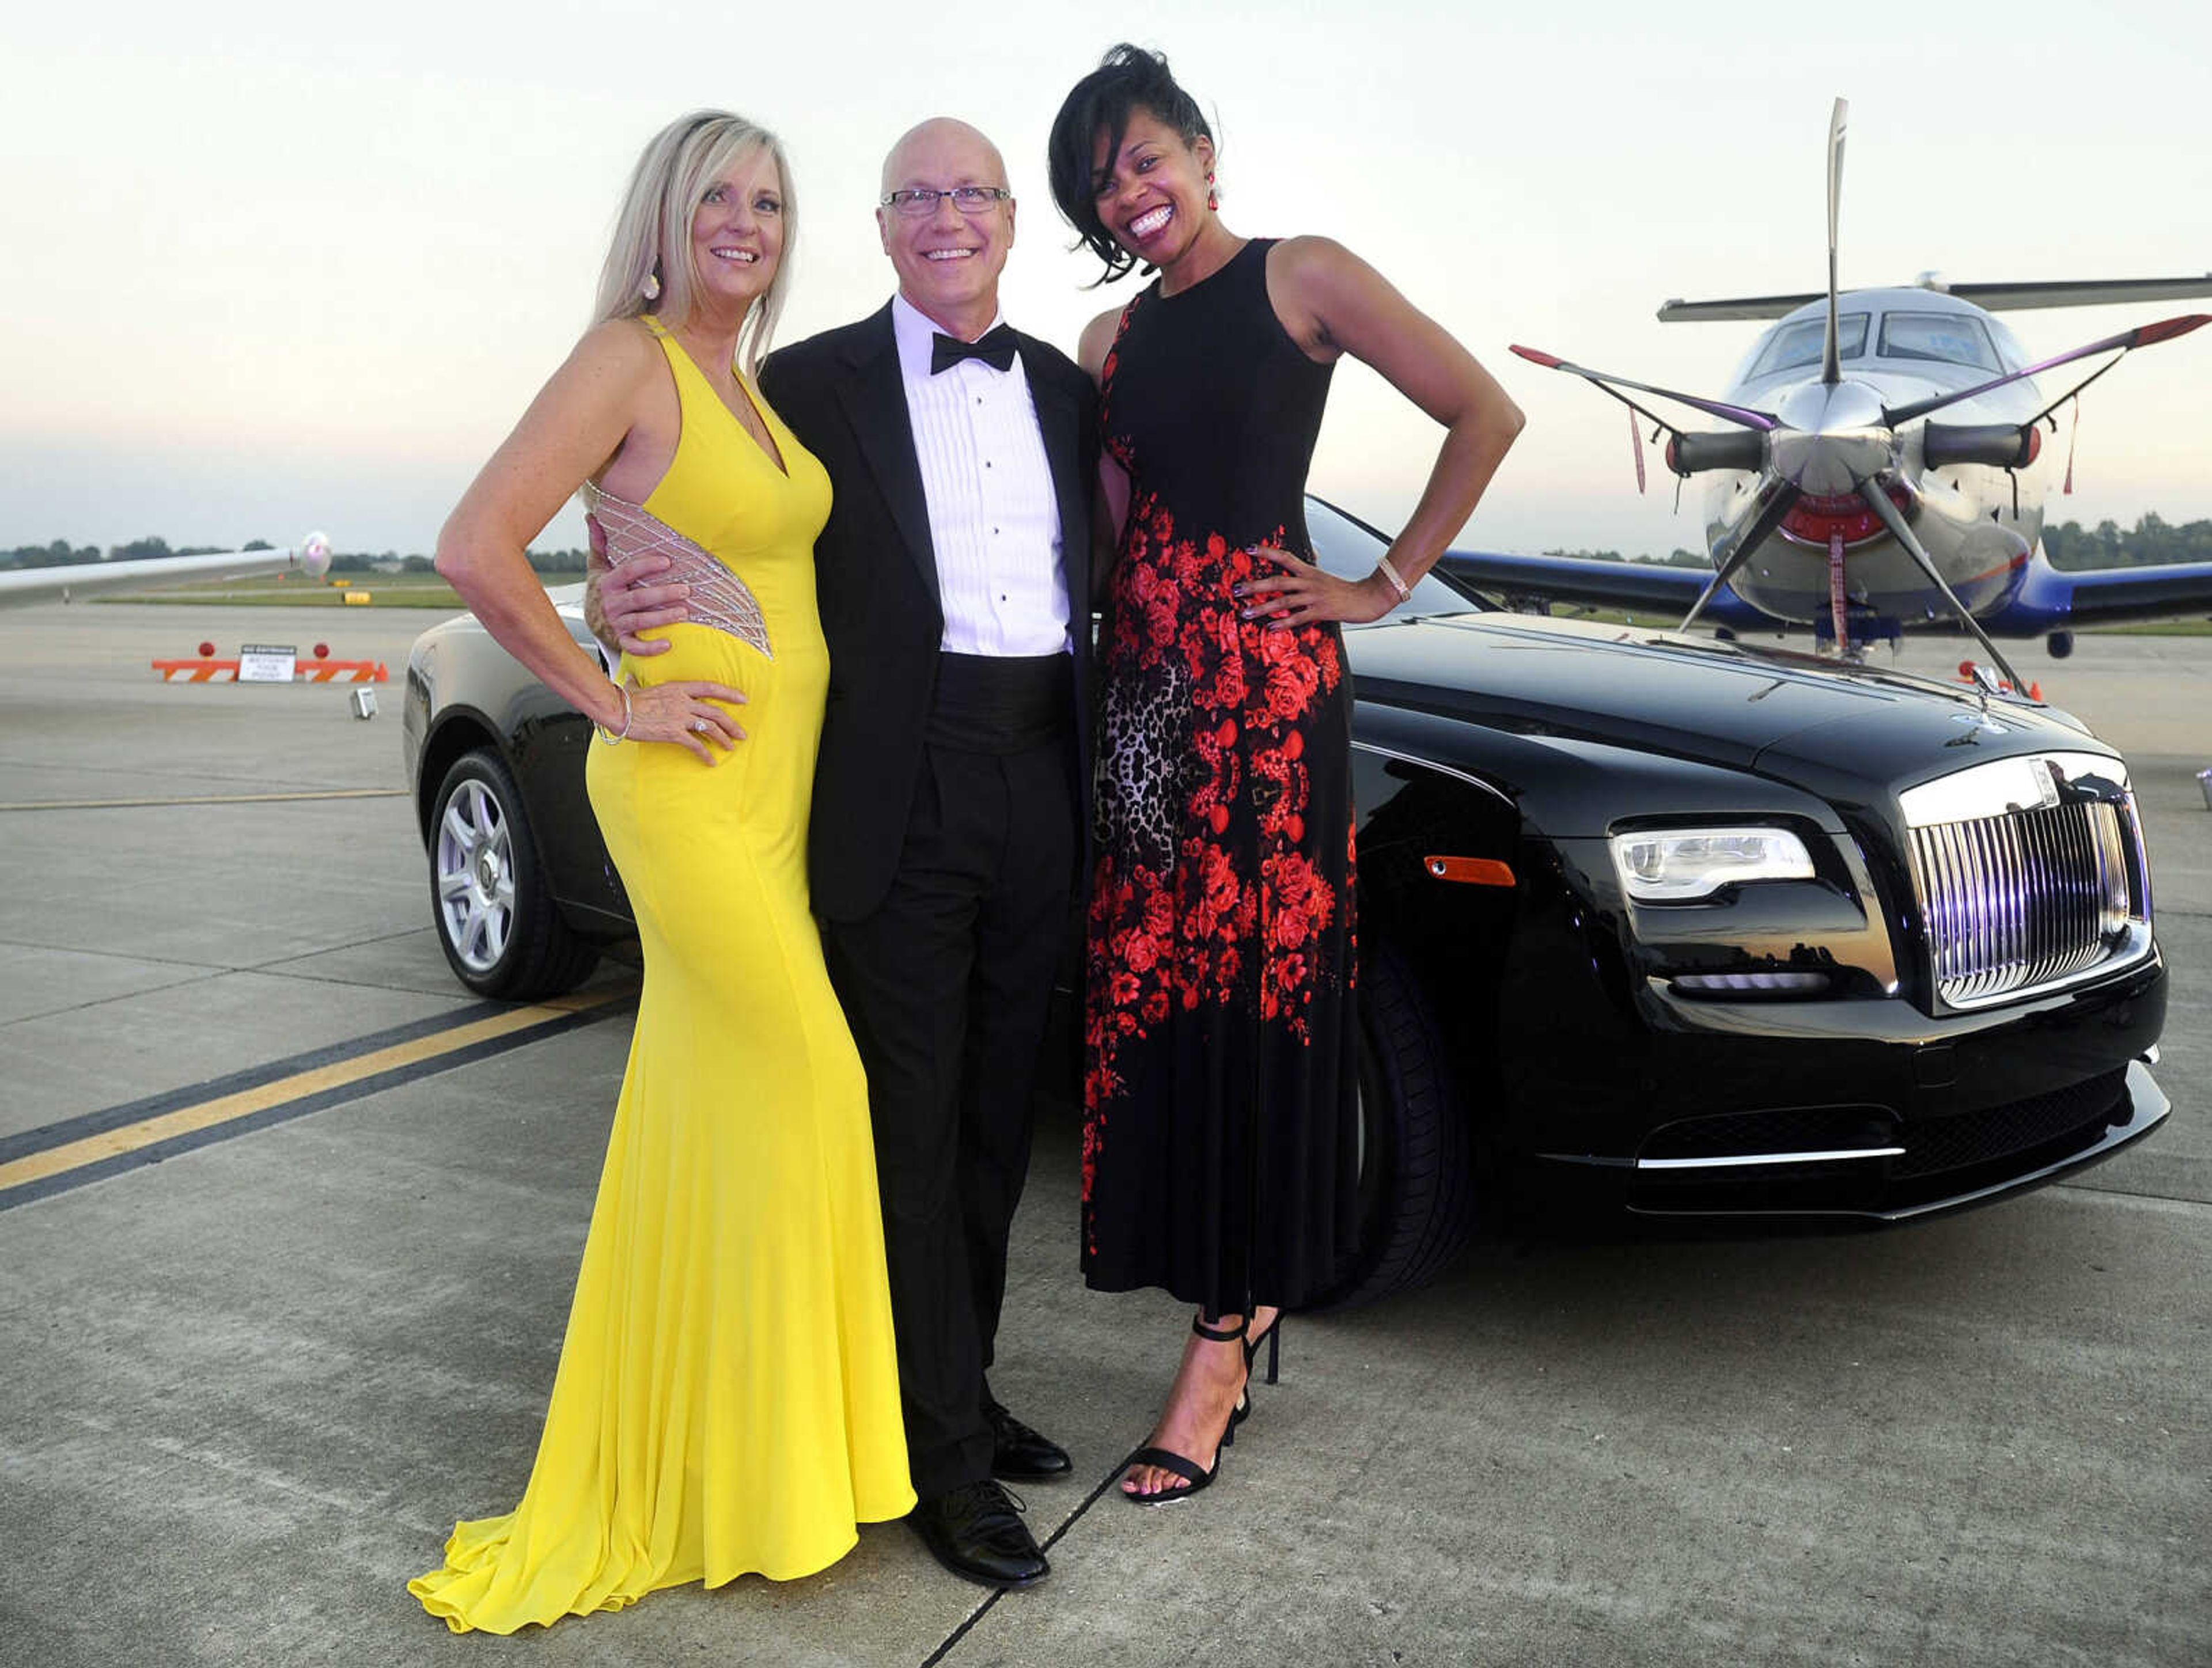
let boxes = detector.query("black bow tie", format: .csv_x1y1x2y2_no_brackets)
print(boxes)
930,325,1018,375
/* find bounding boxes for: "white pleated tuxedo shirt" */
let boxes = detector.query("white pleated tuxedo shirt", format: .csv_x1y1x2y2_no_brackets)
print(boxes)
890,293,1071,657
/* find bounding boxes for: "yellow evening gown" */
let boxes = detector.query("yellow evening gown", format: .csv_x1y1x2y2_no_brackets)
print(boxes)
410,319,914,1633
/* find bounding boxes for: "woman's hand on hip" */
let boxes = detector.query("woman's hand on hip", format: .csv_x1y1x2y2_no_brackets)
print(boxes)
622,680,749,761
1236,546,1396,630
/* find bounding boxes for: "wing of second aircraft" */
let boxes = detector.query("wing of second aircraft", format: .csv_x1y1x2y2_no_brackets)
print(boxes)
0,537,332,609
1438,548,1773,630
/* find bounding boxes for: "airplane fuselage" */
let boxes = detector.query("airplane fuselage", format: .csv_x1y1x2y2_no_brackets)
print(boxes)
1700,287,2047,634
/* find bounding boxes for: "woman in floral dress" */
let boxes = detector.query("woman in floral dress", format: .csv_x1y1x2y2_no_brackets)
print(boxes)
1048,44,1526,1503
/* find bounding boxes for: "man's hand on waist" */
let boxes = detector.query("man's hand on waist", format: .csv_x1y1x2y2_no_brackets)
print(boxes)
586,552,690,659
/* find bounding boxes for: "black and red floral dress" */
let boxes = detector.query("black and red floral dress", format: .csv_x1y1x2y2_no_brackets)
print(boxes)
1082,238,1362,1314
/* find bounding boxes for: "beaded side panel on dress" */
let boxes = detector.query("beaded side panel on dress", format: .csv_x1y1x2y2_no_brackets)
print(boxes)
582,483,772,660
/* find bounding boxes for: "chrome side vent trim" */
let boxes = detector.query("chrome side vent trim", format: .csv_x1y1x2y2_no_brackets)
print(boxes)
1638,1146,1904,1171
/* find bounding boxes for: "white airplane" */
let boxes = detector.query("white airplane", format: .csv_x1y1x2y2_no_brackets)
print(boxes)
0,533,333,609
1444,100,2212,692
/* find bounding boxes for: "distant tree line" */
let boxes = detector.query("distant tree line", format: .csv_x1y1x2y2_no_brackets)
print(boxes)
1543,547,1711,568
29,517,2198,575
2040,515,2212,570
324,550,588,574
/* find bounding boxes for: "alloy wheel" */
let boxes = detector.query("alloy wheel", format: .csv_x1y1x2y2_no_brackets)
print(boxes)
436,778,516,974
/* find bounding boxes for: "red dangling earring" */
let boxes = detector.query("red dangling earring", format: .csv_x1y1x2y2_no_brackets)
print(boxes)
1206,170,1219,212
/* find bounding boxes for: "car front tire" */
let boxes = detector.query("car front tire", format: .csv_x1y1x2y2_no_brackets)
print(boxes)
1316,940,1480,1308
429,746,599,1000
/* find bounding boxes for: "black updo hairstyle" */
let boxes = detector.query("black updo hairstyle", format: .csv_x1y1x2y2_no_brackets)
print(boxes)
1047,43,1213,285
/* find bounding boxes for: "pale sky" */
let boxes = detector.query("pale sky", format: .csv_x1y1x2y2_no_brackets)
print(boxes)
4,0,2207,559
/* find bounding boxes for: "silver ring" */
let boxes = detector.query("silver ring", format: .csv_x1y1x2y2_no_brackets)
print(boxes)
691,719,709,734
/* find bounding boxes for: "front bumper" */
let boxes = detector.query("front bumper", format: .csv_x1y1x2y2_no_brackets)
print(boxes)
1615,1057,2166,1220
1510,949,2168,1222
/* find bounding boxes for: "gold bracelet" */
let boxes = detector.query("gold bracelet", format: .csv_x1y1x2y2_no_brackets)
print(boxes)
1375,555,1412,601
594,684,633,745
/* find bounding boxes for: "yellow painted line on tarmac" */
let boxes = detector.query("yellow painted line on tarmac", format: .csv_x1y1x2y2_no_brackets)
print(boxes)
0,788,408,812
0,987,629,1196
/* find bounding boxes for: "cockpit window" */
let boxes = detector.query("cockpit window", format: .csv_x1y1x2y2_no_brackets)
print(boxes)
1749,313,1869,377
1877,311,2000,373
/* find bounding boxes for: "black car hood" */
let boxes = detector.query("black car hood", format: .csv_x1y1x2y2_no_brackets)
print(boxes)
1346,613,2105,797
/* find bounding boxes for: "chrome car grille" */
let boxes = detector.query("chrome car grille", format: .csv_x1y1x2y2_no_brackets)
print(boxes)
1899,752,2150,1010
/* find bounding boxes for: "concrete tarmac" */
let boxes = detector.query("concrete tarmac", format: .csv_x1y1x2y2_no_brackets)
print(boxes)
0,602,2205,1667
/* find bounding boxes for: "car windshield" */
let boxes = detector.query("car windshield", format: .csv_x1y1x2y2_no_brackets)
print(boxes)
1749,313,1871,377
1877,310,2001,373
1304,498,1486,621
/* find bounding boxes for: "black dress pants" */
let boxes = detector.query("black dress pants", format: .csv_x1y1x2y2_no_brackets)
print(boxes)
821,729,1077,1500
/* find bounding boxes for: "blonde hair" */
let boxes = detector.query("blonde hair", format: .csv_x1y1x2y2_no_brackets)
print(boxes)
594,111,796,373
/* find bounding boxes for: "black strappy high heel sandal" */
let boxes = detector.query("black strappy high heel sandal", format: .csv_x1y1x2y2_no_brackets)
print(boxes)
1119,1314,1249,1505
1244,1314,1283,1387
1221,1314,1279,1447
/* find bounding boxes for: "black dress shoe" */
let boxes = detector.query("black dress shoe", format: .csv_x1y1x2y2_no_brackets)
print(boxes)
986,1399,1073,1482
908,1480,1050,1589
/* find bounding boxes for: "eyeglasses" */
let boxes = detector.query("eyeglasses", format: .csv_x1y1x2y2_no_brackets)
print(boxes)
880,185,1013,218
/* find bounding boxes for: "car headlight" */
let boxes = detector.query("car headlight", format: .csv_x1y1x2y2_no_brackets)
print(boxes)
1609,827,1815,902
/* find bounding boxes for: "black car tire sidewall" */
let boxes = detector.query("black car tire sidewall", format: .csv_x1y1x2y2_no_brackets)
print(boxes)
1316,939,1480,1309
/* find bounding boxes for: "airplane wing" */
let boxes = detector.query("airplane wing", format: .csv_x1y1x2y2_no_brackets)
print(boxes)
1446,547,2212,638
1656,292,1828,323
0,536,332,609
1999,560,2212,630
1659,274,2212,322
1942,276,2212,311
1438,549,1774,628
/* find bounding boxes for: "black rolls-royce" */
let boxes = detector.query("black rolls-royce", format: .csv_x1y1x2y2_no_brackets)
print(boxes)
402,498,2169,1306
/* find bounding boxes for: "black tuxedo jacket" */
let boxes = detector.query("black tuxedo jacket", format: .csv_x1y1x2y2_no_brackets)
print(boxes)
759,302,1098,924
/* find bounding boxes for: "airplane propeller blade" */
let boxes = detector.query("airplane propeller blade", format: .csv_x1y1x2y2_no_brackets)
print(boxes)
1823,97,1849,386
1509,346,1778,431
1884,313,2210,425
1856,484,2032,695
1679,480,1801,634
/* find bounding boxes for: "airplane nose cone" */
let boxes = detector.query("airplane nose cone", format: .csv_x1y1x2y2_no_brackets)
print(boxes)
1775,380,1886,433
1771,380,1894,494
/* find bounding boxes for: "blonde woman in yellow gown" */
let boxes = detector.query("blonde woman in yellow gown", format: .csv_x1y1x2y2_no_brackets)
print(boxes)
409,110,912,1633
